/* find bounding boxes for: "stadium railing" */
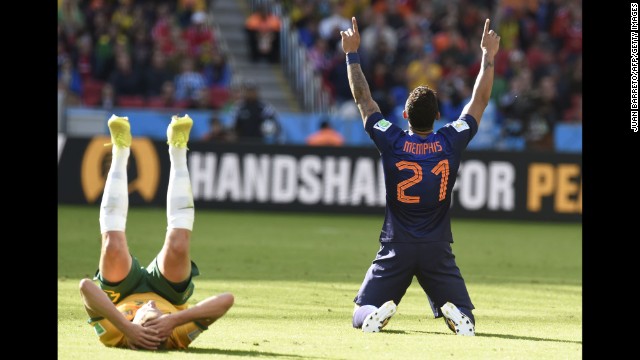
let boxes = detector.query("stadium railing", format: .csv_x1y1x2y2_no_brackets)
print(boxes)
249,0,330,113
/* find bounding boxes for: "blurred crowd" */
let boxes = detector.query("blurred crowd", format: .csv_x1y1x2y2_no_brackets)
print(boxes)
58,0,233,111
58,0,582,151
282,0,582,151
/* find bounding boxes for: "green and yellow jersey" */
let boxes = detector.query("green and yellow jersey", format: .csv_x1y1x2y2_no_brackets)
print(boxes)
87,292,207,349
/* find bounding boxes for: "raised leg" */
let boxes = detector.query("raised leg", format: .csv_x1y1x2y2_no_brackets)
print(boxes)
98,115,133,283
156,115,195,283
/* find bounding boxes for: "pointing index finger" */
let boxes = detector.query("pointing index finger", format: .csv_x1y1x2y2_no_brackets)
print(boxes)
484,18,490,34
352,17,358,33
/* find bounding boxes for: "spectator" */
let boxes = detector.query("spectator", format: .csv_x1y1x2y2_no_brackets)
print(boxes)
318,1,351,51
230,81,281,144
174,57,207,102
75,34,97,83
498,73,535,145
99,83,115,111
58,58,83,105
151,3,177,58
188,87,211,109
306,119,345,147
245,4,281,63
182,11,215,60
111,0,135,36
562,94,582,123
148,81,189,109
58,38,70,72
144,50,175,97
307,38,333,73
201,115,234,142
360,13,398,58
110,52,144,96
526,75,562,151
203,50,232,88
379,0,410,30
406,44,442,92
130,28,153,72
288,0,316,29
93,20,118,81
497,7,520,51
325,51,353,105
438,65,472,122
297,16,320,49
177,0,207,28
58,0,85,38
368,60,396,118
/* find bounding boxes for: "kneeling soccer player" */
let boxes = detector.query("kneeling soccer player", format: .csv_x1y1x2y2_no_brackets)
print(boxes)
339,16,500,335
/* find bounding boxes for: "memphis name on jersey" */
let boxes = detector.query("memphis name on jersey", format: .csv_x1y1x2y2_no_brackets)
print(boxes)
365,112,478,243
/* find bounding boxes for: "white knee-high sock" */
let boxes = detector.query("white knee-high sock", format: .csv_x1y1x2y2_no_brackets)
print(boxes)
167,146,194,230
99,146,130,233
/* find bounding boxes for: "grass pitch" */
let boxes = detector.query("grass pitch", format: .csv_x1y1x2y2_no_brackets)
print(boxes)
58,205,581,359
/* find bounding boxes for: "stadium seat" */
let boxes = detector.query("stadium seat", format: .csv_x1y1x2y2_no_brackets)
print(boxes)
210,86,231,109
146,97,189,109
82,79,104,106
116,95,146,108
145,97,165,108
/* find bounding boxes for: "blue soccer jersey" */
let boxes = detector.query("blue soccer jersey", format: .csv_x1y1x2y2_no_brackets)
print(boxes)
365,112,478,243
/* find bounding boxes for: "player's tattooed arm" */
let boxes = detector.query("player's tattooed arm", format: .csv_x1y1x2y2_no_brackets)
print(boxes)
462,18,501,126
347,63,381,124
483,54,494,69
340,16,381,126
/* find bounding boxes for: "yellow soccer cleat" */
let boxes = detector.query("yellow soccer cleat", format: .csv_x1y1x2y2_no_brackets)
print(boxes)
167,114,193,149
106,114,132,148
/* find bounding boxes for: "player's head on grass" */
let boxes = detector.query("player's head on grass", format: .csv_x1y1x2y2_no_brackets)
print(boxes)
404,85,440,132
132,300,163,326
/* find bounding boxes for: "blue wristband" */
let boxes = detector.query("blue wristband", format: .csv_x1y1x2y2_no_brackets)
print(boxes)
346,52,360,65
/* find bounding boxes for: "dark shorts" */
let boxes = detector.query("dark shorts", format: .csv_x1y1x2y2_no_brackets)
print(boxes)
353,242,474,318
94,255,200,306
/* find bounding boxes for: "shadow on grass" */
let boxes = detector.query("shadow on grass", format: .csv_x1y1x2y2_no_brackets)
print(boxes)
407,330,582,344
381,329,409,334
183,347,335,358
476,332,582,344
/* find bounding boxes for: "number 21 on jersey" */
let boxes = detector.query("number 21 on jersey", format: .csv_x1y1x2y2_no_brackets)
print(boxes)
396,159,449,204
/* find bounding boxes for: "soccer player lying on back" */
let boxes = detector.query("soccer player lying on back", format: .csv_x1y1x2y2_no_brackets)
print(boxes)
339,17,500,335
79,114,234,349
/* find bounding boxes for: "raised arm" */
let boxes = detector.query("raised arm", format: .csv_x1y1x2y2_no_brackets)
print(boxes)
143,293,235,339
461,18,501,126
79,279,162,350
340,17,381,127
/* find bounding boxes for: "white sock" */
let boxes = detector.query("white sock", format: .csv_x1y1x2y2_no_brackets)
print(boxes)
167,146,194,230
99,146,130,233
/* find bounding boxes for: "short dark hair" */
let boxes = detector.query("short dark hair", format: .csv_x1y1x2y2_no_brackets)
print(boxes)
406,85,439,131
319,119,330,129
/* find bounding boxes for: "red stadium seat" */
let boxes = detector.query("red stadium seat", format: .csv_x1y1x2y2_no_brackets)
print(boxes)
146,96,165,108
210,86,230,109
146,97,189,109
82,79,104,106
116,95,146,108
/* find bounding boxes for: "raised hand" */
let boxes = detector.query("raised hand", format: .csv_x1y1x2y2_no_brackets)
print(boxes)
340,17,360,54
480,19,500,57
